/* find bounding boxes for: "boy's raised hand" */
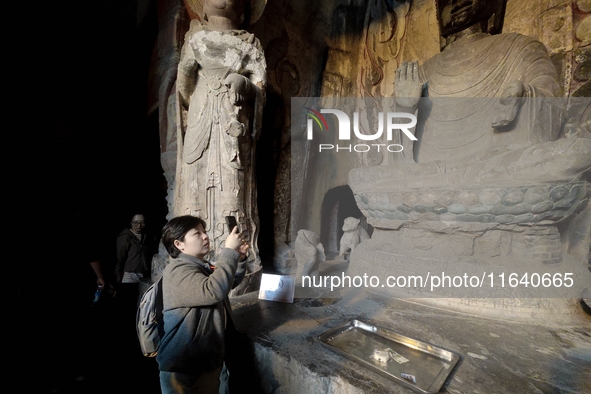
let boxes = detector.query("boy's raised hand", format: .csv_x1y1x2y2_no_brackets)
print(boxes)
225,225,245,251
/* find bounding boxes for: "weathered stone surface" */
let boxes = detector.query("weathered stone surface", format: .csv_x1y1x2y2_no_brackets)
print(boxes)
432,205,447,214
495,214,515,224
439,213,457,222
456,213,480,222
387,211,408,221
420,212,441,222
273,242,296,275
400,0,440,64
513,213,535,224
232,291,591,394
550,186,569,201
411,204,430,213
448,204,466,214
574,48,591,82
576,15,591,46
524,186,547,204
480,191,502,206
505,0,543,39
573,79,591,96
457,192,479,206
356,183,590,227
501,189,524,205
578,0,591,13
337,217,370,260
532,200,554,213
508,203,532,215
147,1,187,220
294,229,326,281
538,4,574,55
397,204,412,214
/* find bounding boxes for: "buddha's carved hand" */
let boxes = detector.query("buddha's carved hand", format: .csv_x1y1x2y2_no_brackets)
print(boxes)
492,80,526,129
395,61,423,110
225,73,252,106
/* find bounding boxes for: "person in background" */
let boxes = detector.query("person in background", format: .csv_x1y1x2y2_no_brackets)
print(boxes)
113,213,156,355
114,213,154,296
157,215,248,394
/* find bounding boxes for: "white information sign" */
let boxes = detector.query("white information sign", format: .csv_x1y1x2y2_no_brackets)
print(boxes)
258,273,295,303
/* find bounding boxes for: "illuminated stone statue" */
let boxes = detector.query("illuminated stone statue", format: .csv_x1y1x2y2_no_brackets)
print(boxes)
352,0,590,187
175,0,267,272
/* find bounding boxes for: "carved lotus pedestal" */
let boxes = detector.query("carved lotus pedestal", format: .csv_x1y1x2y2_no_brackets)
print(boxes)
347,180,591,324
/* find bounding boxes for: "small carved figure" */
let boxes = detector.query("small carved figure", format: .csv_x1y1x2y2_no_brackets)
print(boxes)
150,241,170,284
294,229,326,280
338,217,370,260
273,241,296,275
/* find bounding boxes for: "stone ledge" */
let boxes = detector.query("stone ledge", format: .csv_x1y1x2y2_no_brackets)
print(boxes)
231,291,591,394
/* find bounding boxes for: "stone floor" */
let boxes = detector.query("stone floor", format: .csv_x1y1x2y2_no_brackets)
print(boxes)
230,260,591,394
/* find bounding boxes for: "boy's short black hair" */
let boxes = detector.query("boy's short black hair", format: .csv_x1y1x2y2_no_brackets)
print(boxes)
161,215,207,258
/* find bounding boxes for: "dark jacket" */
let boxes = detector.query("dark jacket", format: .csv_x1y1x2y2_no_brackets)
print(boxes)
114,228,152,284
156,249,245,374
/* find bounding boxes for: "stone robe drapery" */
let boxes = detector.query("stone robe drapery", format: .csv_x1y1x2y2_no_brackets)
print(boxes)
349,32,583,192
415,32,562,163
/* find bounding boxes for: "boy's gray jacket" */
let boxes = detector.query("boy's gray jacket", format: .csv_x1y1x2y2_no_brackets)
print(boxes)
156,249,245,373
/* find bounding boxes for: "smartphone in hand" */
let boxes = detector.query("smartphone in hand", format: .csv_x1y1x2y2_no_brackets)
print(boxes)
225,216,239,232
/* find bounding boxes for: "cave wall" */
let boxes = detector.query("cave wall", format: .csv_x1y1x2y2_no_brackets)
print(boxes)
147,0,590,264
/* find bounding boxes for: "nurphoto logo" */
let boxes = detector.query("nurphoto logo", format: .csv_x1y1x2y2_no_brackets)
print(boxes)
304,107,417,153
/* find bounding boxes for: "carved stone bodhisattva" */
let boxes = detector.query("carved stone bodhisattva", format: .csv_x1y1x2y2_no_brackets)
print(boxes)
175,0,267,273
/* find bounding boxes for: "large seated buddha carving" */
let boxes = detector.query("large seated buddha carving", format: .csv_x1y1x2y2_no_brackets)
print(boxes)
347,0,591,322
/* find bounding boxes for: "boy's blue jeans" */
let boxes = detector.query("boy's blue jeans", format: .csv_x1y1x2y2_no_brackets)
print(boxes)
160,363,228,394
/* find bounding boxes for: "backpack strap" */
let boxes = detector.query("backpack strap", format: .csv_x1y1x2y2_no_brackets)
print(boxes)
155,277,164,336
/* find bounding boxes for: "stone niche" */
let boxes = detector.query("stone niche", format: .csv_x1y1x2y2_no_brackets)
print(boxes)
319,185,370,257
